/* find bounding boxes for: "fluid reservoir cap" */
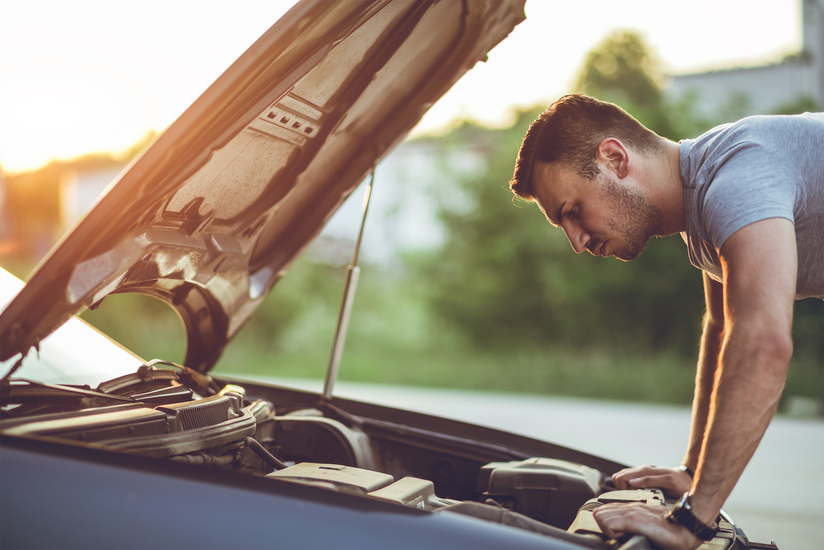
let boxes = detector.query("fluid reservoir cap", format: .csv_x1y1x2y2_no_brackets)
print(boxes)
267,462,394,493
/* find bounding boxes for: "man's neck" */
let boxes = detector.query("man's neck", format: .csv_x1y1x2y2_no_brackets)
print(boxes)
645,140,685,236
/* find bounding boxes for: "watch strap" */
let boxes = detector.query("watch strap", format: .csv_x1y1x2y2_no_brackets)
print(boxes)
677,464,695,478
666,493,718,541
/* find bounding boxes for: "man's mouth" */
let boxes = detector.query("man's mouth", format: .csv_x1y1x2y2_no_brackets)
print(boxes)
589,242,606,257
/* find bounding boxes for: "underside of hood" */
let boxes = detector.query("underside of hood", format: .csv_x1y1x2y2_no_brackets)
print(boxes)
0,0,526,372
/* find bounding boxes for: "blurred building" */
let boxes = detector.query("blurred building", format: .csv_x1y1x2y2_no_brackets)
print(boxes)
317,140,455,267
14,140,450,270
669,0,824,117
60,166,124,231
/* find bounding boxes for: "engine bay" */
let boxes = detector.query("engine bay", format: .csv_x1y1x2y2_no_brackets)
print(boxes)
0,363,752,550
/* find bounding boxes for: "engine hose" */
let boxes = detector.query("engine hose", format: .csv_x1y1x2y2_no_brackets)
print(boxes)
170,451,236,467
244,437,288,470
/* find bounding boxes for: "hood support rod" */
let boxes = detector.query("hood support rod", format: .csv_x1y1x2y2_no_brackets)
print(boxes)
322,167,376,401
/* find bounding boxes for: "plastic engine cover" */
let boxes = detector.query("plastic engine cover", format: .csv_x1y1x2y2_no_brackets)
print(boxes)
477,457,602,529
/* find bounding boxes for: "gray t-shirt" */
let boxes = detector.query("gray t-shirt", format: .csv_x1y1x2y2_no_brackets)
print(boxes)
679,113,824,299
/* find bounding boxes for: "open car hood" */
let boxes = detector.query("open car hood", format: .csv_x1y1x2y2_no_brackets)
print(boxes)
0,0,525,372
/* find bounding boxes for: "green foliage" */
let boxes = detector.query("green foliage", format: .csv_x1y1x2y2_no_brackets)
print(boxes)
216,255,346,381
80,293,186,364
571,29,782,141
716,91,754,123
410,27,823,369
412,112,705,355
8,33,822,411
771,94,823,115
793,299,824,354
575,30,674,138
575,31,663,106
664,90,718,141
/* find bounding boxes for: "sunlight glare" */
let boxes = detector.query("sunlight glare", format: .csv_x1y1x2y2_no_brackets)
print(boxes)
0,0,802,171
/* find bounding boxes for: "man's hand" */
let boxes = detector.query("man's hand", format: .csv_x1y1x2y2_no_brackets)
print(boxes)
593,503,701,550
611,465,691,498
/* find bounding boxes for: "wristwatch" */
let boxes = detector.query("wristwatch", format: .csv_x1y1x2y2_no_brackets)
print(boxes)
677,464,695,478
665,493,719,541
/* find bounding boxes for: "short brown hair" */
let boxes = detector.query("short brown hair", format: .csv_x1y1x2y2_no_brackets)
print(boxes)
510,94,663,201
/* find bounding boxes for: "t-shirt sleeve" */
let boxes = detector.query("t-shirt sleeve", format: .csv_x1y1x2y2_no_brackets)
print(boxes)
700,142,800,251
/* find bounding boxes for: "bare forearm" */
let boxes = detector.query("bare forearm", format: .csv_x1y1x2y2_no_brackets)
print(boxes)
689,323,791,524
683,314,723,470
596,220,797,550
684,274,725,471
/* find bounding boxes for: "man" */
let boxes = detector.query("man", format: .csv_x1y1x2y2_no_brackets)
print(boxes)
509,94,823,550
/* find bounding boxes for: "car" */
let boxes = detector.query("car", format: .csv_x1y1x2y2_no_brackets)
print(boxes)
0,1,775,548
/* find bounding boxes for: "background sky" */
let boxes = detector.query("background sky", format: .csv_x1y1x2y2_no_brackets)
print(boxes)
0,0,801,173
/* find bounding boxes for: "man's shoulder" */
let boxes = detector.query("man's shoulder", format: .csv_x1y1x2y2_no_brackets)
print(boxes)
686,113,823,160
698,112,824,140
681,113,822,192
680,114,824,300
680,118,805,264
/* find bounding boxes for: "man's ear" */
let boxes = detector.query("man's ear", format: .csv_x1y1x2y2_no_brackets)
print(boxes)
597,138,630,179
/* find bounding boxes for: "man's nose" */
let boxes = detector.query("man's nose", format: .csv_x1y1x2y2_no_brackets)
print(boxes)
563,224,590,254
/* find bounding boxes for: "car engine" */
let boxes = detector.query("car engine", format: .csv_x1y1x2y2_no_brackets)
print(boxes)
0,363,761,550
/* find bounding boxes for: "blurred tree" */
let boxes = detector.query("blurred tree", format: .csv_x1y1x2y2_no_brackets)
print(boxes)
572,30,760,141
413,111,704,354
771,94,822,115
414,28,821,377
575,30,674,138
409,30,713,354
715,91,754,125
664,89,717,141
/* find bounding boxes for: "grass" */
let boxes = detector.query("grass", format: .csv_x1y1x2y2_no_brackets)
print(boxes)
214,339,823,411
215,343,700,405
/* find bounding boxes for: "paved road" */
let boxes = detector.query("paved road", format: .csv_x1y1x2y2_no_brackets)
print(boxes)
250,377,824,550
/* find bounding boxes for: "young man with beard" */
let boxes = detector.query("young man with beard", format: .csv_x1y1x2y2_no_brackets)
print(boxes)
509,94,823,550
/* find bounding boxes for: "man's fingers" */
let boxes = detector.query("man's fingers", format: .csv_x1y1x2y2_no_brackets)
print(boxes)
593,503,702,550
628,474,675,488
611,466,692,496
628,475,659,487
627,473,692,497
593,503,656,537
612,465,668,488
